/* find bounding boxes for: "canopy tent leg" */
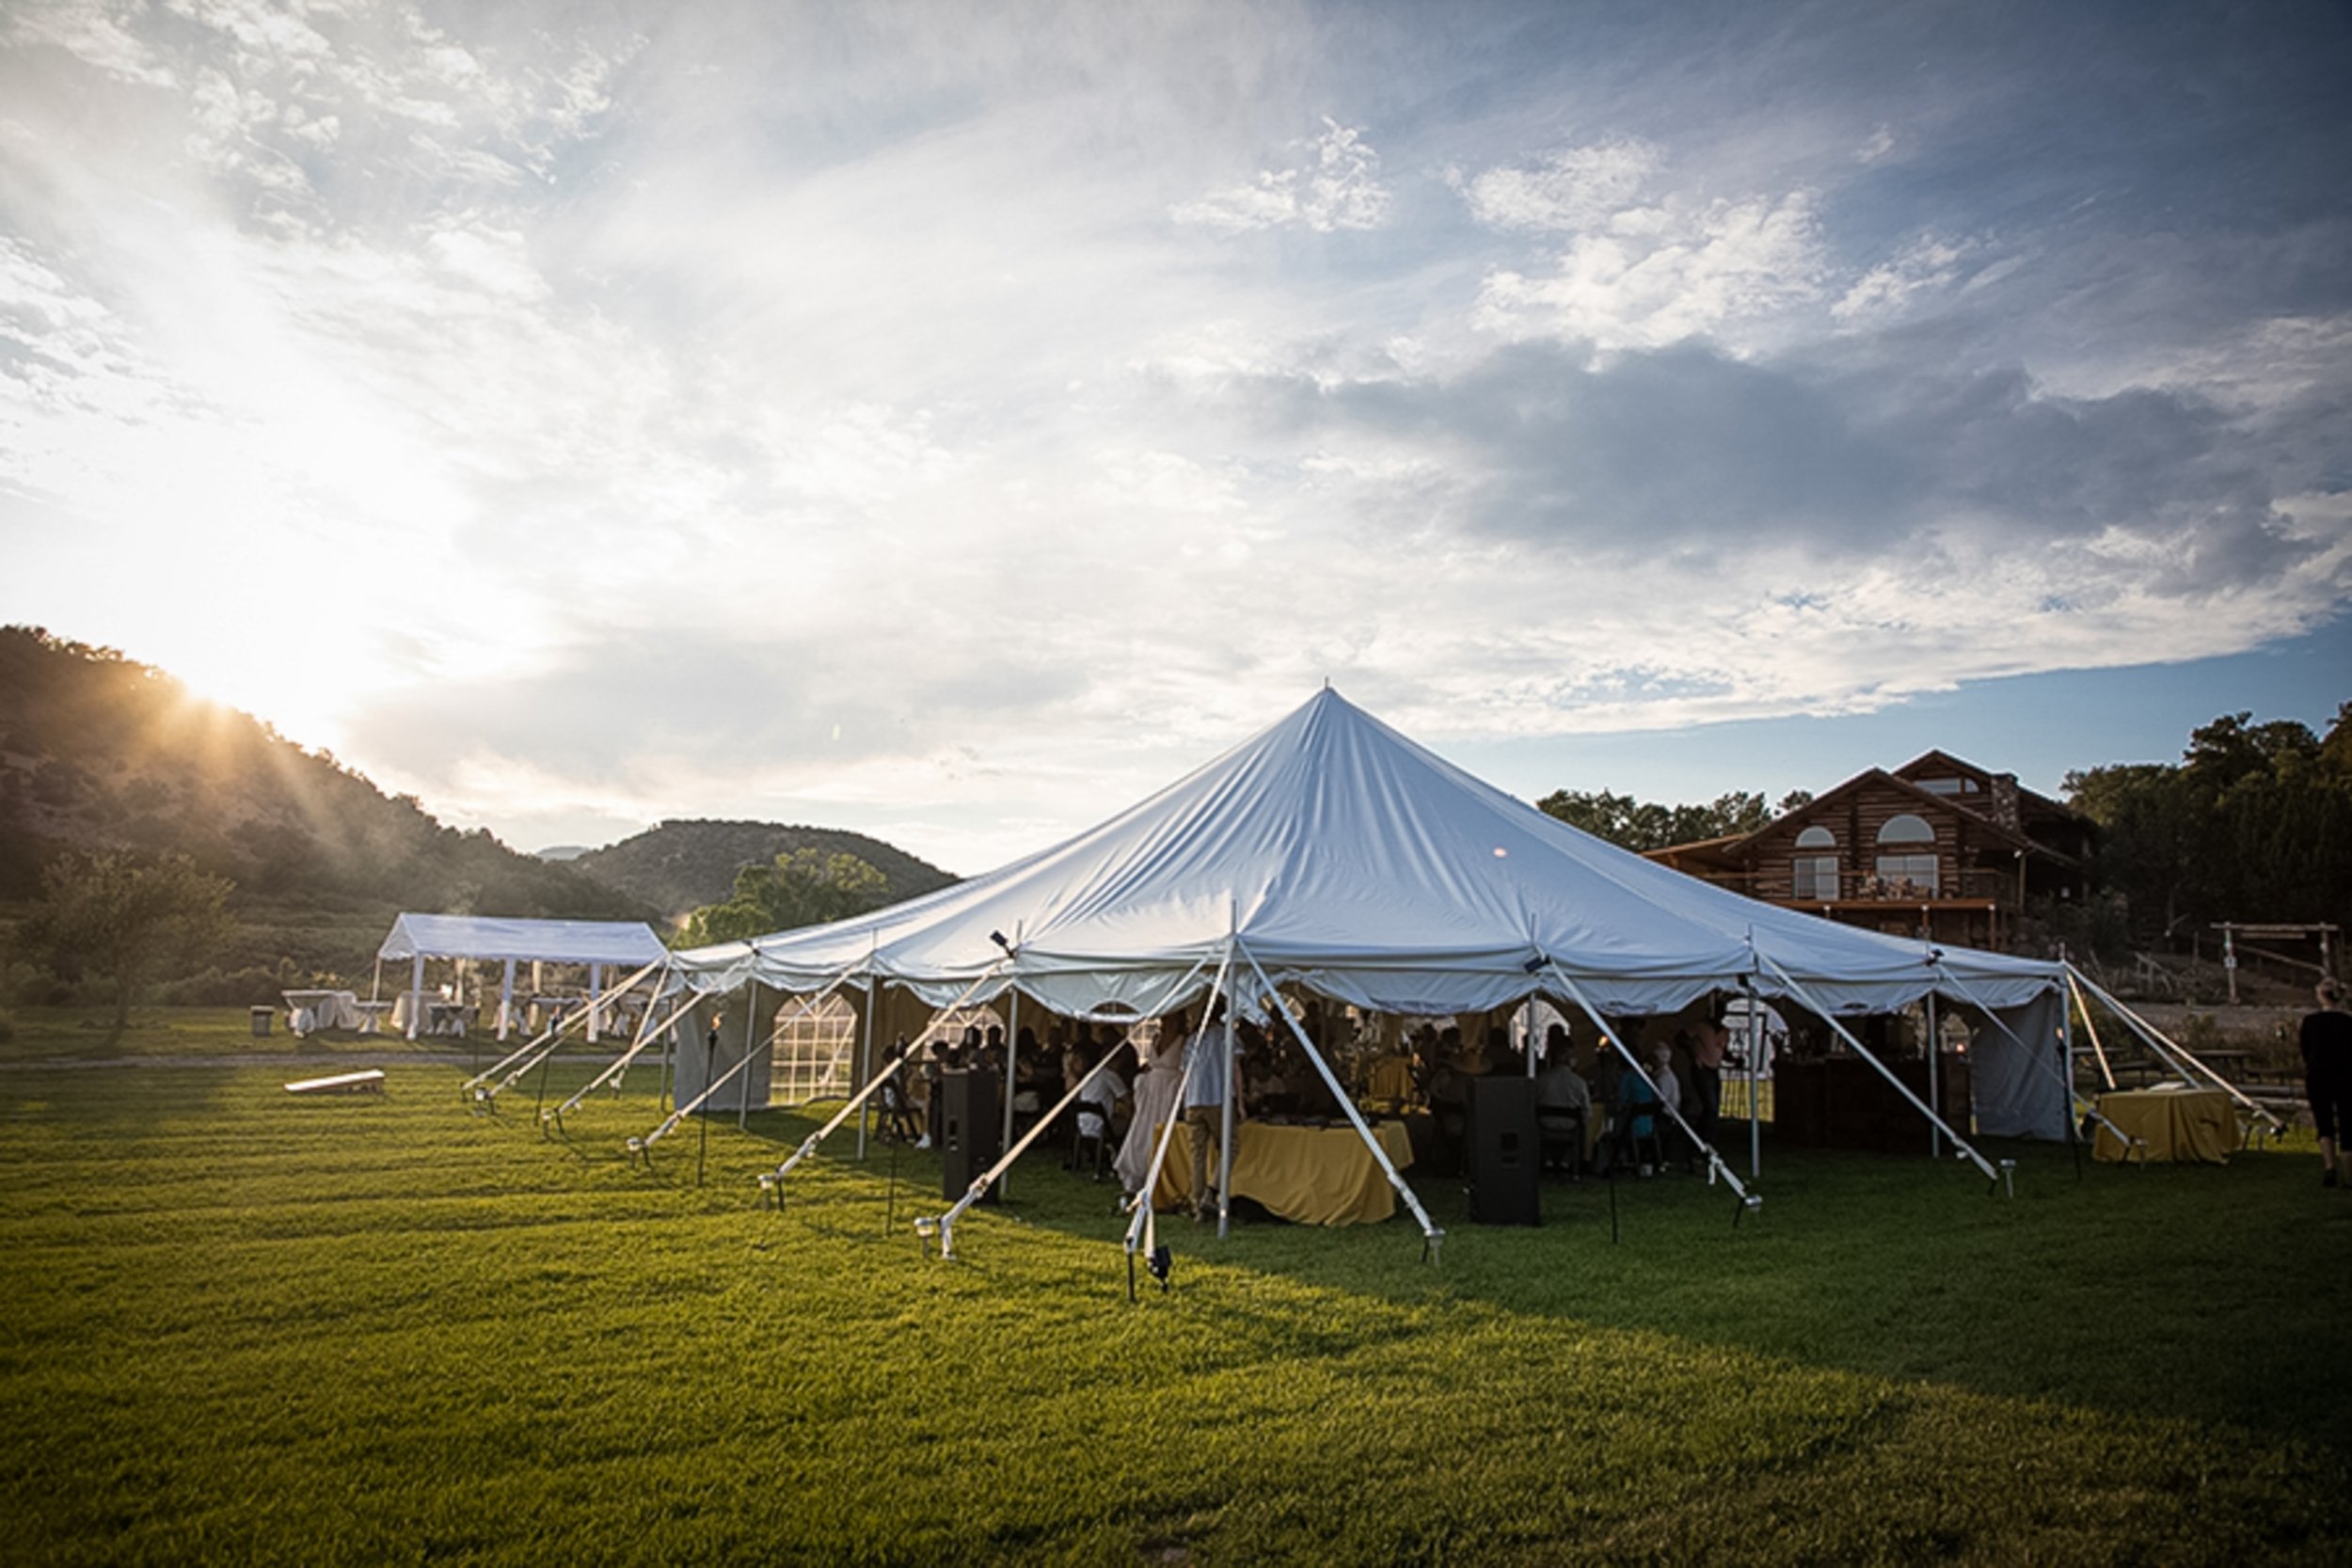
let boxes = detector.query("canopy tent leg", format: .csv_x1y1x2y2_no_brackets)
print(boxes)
550,979,701,1125
499,958,516,1041
739,978,760,1131
1544,960,1757,1211
630,962,866,1167
2067,972,2119,1090
1752,950,2001,1185
1740,974,1762,1182
748,959,1014,1194
855,969,877,1162
932,1024,1137,1259
1239,944,1448,1256
466,958,666,1104
407,954,424,1041
1925,991,1942,1160
1122,950,1233,1275
1000,990,1021,1201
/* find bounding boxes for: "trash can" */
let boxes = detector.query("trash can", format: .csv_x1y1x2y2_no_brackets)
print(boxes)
250,1006,274,1038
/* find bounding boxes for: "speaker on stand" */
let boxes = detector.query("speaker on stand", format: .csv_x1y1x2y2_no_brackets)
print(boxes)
940,1068,1003,1205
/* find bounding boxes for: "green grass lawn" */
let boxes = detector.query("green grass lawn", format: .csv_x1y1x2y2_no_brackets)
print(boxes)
2,1009,2347,1564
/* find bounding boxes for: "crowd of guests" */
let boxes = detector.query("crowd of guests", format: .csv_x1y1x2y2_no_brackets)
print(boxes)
1366,1012,1730,1180
873,999,1742,1205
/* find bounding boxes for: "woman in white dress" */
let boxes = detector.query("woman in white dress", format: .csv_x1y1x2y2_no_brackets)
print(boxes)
1114,1011,1189,1197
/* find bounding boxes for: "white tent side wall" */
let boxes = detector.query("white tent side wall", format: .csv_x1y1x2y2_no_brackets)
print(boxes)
1964,991,2071,1140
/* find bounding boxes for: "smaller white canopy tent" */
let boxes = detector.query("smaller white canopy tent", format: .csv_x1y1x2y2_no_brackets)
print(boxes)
377,914,668,1040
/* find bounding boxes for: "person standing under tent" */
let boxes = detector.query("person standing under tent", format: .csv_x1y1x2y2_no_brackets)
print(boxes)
2299,979,2352,1188
1116,1011,1188,1197
1184,998,1233,1219
1689,1015,1727,1145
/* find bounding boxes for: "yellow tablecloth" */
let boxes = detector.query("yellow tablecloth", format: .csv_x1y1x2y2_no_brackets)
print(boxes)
1153,1120,1415,1226
2093,1087,2236,1164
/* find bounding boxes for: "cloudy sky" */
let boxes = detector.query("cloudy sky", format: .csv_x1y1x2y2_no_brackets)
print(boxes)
4,0,2347,874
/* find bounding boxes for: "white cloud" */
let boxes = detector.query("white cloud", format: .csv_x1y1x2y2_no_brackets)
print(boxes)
3,3,2347,870
1833,232,1974,325
1172,119,1391,233
1458,138,1662,231
1474,190,1829,352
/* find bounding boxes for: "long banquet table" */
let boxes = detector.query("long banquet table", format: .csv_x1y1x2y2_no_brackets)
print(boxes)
1152,1119,1416,1226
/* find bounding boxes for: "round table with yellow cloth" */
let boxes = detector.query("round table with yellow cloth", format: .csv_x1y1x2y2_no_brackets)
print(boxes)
1152,1119,1415,1225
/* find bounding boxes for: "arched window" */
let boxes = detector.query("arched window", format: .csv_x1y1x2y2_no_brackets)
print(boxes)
1791,826,1838,900
1874,814,1939,895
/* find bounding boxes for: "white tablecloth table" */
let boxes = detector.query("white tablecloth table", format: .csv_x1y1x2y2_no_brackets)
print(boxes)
282,990,360,1037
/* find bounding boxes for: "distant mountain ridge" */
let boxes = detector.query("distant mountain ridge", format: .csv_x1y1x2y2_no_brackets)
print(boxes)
0,626,646,925
574,820,958,922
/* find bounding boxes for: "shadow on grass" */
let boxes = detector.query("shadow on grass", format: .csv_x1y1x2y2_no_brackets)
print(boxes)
522,1081,2352,1456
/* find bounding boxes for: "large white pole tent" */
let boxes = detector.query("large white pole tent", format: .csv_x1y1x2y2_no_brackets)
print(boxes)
661,689,2097,1255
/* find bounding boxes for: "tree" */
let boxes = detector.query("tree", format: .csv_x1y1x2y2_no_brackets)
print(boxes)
2065,701,2352,944
20,851,237,1042
1534,787,1772,852
675,848,891,947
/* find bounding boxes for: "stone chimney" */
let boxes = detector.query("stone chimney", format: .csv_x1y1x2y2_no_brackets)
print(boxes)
1989,773,2022,833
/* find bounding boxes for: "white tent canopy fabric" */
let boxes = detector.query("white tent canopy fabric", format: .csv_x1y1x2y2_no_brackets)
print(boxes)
378,914,666,967
672,689,2061,1032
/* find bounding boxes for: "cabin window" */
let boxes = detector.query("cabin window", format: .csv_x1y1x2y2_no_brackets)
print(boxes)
1791,825,1838,900
1874,815,1939,895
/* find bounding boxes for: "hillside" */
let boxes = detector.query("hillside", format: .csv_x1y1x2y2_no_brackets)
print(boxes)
574,819,958,920
0,626,651,984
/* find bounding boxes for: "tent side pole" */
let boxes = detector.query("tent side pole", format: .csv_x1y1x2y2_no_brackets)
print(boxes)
632,967,859,1156
855,974,876,1161
934,1032,1133,1259
1544,962,1754,1204
1216,925,1237,1241
551,983,703,1120
1122,949,1234,1263
1753,952,1998,1181
1741,973,1762,1181
2065,972,2118,1089
739,978,760,1131
408,954,424,1040
2066,965,2280,1130
750,959,1013,1181
1001,990,1021,1202
1925,991,1941,1160
1238,944,1447,1251
466,958,667,1098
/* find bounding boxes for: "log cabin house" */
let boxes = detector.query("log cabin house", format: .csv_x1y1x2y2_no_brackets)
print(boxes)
1644,750,2090,952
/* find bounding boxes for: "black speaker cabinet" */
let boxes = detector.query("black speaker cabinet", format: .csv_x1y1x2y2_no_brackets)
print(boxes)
939,1069,1002,1204
1465,1075,1541,1226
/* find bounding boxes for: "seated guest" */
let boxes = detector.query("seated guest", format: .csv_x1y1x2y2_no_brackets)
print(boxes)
1064,1046,1127,1174
1534,1024,1590,1173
